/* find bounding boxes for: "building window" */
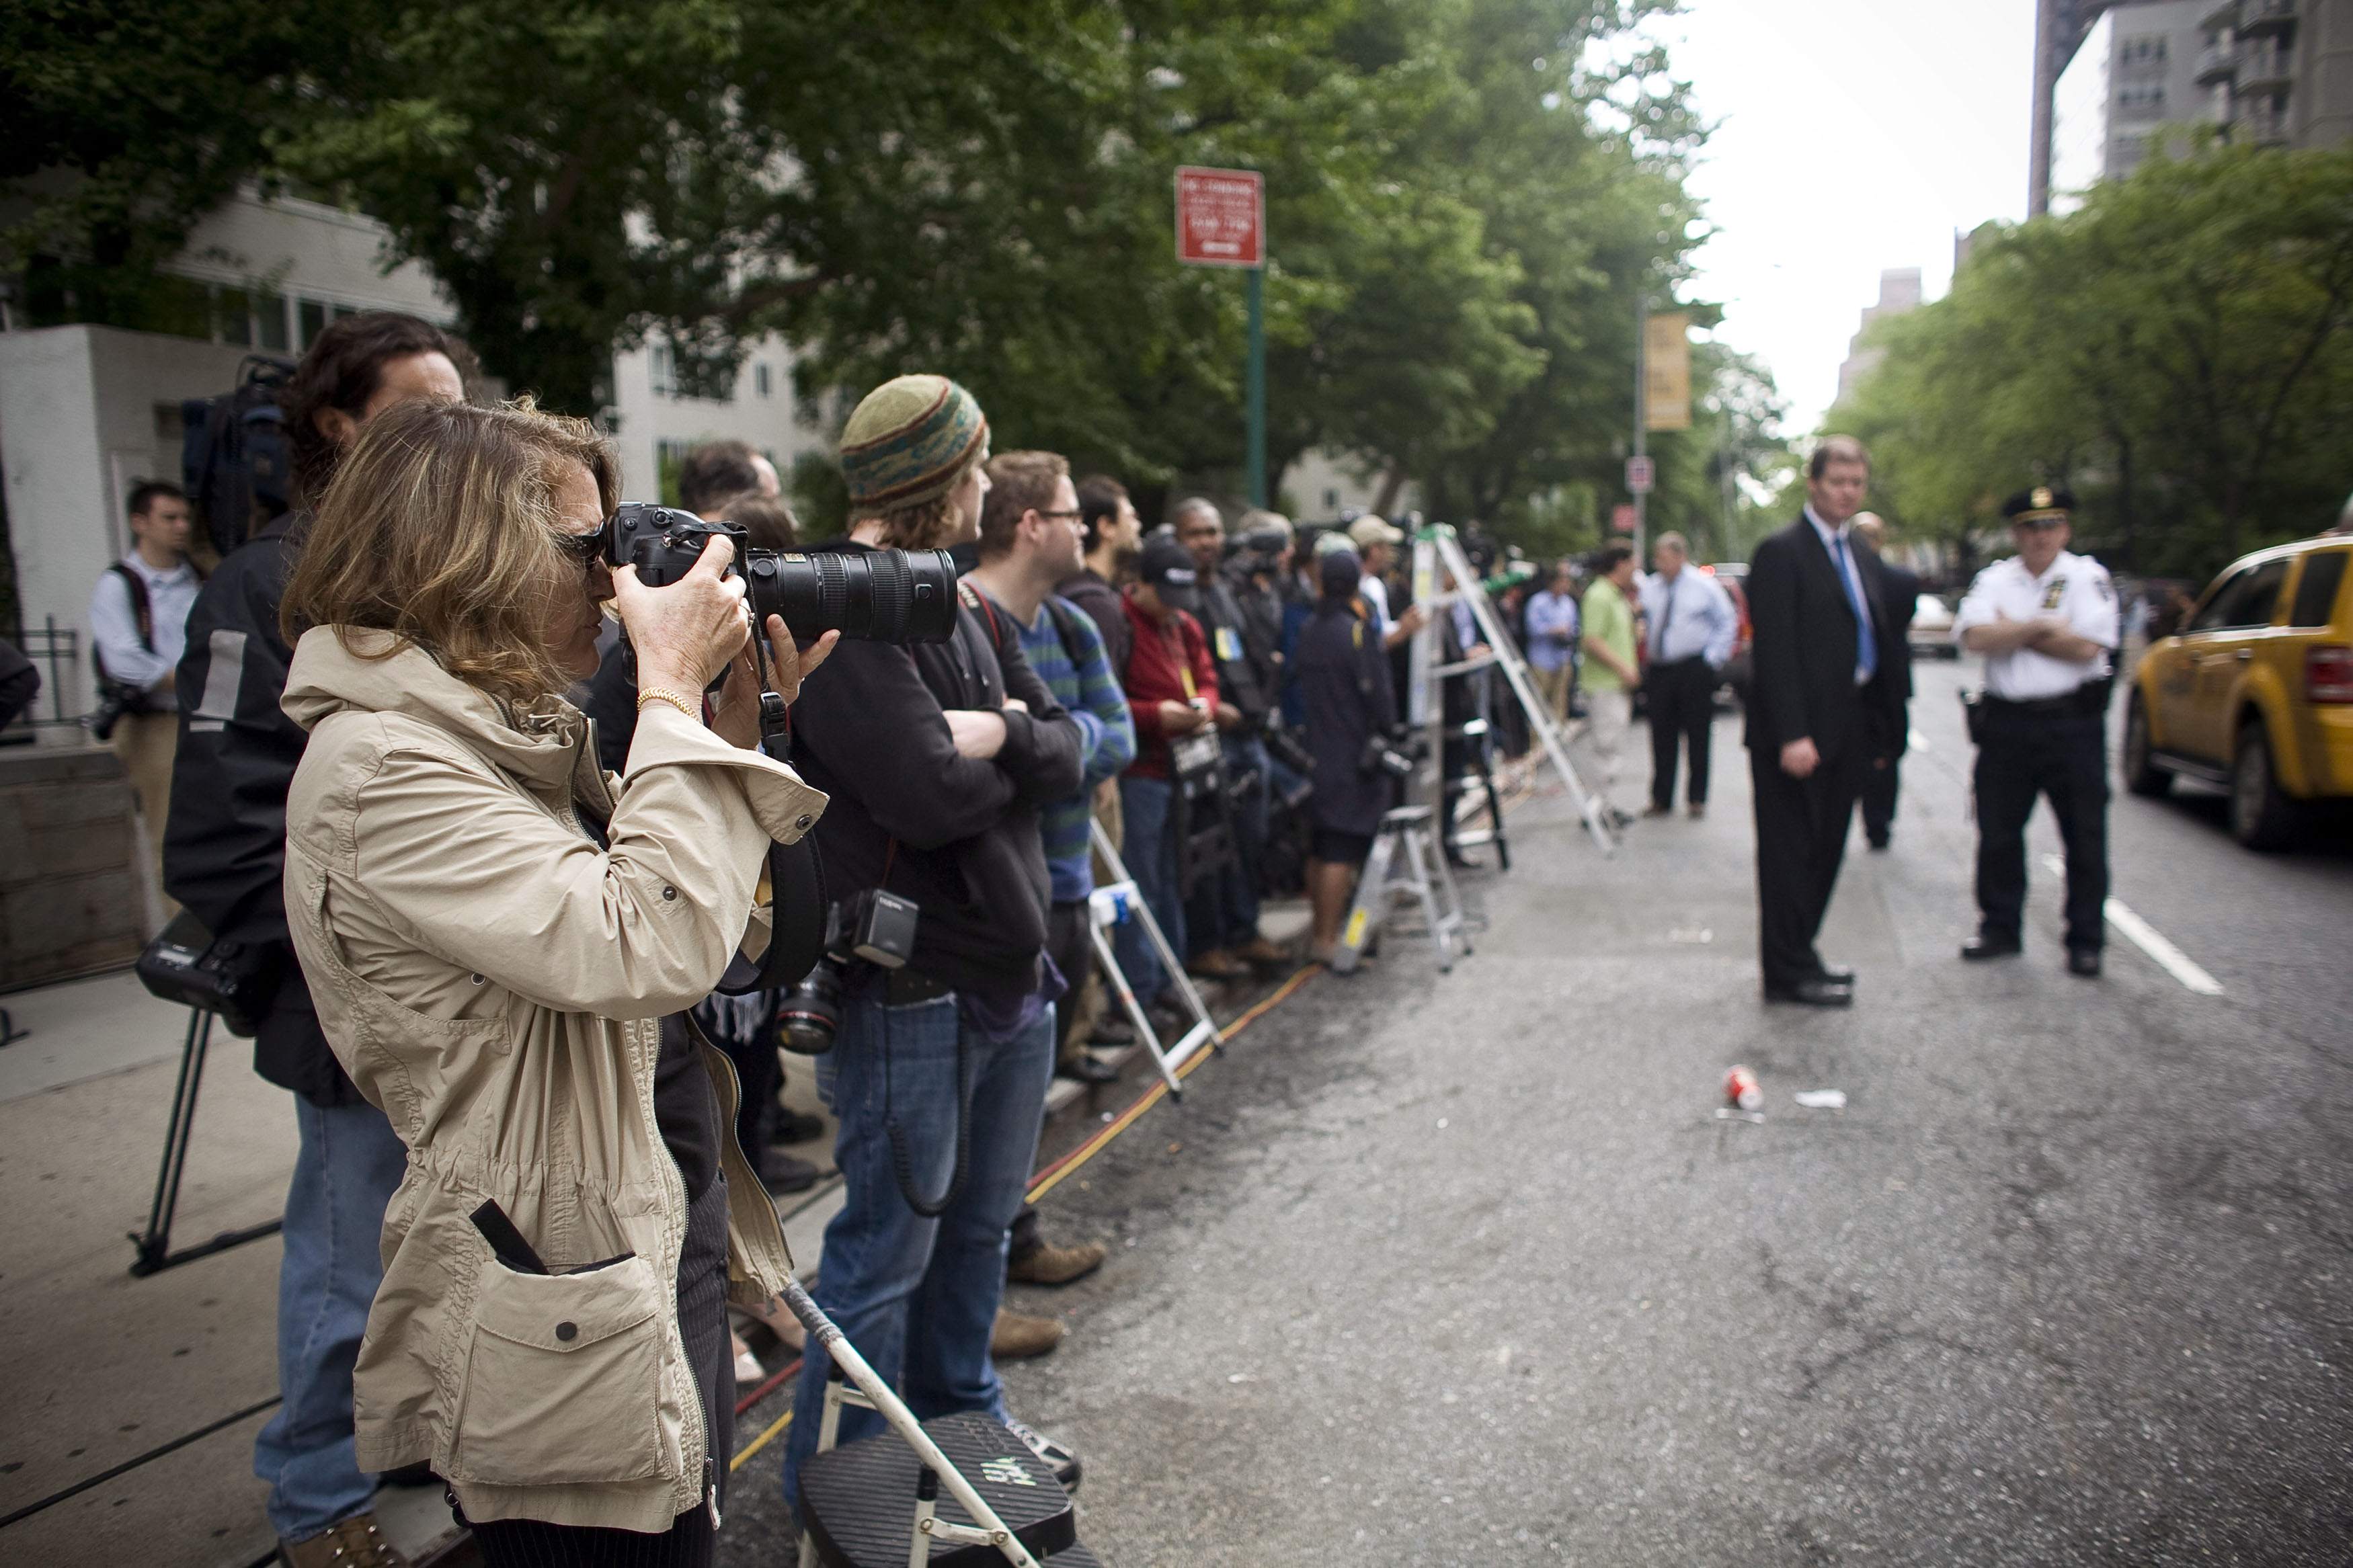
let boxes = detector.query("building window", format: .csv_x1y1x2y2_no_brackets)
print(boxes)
649,344,676,399
255,291,290,352
755,362,773,398
298,299,327,347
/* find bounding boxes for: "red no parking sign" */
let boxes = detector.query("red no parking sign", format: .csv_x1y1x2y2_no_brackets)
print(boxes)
1176,167,1264,267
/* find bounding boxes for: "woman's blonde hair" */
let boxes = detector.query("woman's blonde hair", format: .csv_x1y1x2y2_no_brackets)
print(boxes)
282,398,621,707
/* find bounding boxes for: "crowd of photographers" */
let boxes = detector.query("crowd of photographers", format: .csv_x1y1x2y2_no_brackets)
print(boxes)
80,307,1482,1566
55,300,1741,1561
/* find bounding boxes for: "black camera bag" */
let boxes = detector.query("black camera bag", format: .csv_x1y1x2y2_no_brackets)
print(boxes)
135,909,284,1036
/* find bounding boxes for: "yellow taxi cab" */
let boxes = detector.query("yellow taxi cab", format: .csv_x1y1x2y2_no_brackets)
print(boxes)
2124,534,2353,848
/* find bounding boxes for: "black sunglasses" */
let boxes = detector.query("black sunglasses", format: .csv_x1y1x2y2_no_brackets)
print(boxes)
556,529,609,568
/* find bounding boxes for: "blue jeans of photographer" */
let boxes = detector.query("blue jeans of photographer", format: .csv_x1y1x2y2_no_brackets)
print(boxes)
256,1096,409,1541
1114,774,1184,1003
781,988,1055,1510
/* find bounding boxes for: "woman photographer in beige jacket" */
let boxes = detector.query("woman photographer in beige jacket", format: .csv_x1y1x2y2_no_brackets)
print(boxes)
278,399,834,1561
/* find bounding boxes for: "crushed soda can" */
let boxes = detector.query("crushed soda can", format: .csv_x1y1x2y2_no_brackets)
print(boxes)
1724,1065,1763,1112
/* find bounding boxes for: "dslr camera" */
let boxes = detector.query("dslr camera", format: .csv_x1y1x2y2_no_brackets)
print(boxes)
1360,725,1427,782
600,503,960,648
776,889,921,1055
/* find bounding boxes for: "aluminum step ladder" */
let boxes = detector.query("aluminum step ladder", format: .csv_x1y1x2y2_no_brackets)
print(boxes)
1329,803,1470,975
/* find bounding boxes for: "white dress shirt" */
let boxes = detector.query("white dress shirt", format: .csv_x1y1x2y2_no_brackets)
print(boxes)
89,552,201,704
1638,567,1737,667
1952,548,2119,699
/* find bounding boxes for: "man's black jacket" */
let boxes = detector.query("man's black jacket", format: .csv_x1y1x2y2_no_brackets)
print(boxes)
789,542,1084,1005
1055,569,1131,677
1742,513,1907,764
163,514,356,1107
1195,573,1273,718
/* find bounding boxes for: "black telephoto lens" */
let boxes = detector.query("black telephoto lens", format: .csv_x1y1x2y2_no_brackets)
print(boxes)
777,961,844,1055
744,549,959,643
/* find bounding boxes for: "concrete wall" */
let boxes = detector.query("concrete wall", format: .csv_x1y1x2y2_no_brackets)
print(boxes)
173,189,454,325
1281,449,1418,523
0,745,144,989
2293,0,2353,147
608,333,836,507
0,325,255,721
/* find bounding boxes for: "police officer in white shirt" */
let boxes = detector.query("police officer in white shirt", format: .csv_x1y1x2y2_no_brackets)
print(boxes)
1952,486,2119,976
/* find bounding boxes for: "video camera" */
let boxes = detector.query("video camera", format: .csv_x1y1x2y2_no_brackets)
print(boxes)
1360,725,1427,782
600,503,960,652
1224,526,1291,573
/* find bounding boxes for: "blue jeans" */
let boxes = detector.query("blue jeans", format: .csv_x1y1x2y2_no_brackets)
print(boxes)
1115,774,1183,1001
255,1096,409,1540
1187,735,1267,953
781,990,1055,1510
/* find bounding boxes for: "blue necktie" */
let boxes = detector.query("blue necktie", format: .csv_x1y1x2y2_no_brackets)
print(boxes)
1833,532,1878,682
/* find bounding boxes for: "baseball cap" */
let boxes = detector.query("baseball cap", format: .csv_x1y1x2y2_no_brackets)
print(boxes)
1349,515,1405,550
1138,534,1203,612
1319,547,1364,598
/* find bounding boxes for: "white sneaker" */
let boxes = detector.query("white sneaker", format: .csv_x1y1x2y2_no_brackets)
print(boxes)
1000,1415,1081,1492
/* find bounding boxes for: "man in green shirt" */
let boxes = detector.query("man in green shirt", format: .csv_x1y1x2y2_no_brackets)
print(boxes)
1580,544,1641,825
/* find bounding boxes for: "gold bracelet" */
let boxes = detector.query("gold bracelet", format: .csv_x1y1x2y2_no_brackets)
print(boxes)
636,686,701,723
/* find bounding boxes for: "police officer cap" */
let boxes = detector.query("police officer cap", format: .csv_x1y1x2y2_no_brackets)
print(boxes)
2001,485,2075,525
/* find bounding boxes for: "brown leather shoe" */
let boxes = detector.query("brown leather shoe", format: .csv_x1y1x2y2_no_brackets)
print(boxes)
990,1307,1065,1360
281,1512,411,1568
1232,936,1293,969
1007,1238,1107,1286
1184,949,1246,979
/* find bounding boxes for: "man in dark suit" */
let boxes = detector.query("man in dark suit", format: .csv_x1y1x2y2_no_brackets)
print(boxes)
1743,436,1907,1006
1851,513,1918,850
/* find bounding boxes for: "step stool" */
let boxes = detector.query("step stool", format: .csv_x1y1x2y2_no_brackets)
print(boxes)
1329,803,1470,975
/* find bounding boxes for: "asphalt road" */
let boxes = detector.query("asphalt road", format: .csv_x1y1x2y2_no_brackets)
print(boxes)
727,654,2353,1566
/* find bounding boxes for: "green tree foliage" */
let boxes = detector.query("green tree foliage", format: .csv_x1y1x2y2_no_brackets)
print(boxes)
5,0,1755,532
1834,137,2353,581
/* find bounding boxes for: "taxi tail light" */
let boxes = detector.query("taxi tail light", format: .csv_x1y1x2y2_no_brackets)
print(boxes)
2307,645,2353,704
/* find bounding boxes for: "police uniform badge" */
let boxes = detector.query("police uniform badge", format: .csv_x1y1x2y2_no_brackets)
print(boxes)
2032,486,2053,510
2040,576,2067,612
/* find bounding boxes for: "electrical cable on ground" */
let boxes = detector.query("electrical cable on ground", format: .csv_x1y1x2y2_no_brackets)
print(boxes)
1025,963,1319,1205
723,961,1327,1473
735,1357,801,1417
731,1408,795,1473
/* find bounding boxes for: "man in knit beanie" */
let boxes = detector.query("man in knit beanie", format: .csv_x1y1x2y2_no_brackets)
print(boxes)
780,374,1088,1510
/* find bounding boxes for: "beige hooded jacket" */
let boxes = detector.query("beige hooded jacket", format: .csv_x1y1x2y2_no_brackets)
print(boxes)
280,627,825,1532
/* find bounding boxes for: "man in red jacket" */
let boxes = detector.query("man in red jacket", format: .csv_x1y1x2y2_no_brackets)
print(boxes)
1115,534,1219,1012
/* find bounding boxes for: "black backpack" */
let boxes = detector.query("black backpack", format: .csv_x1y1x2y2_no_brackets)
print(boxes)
182,354,296,556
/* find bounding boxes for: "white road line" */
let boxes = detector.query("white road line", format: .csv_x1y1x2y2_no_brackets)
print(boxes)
2042,854,2225,995
1909,729,1932,753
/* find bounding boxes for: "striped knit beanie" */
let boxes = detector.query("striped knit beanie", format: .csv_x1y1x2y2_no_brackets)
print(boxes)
838,374,989,511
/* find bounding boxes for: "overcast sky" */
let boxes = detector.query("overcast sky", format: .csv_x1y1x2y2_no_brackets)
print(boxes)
1644,0,2039,434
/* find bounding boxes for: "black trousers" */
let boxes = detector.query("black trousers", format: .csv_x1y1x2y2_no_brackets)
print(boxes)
1750,741,1869,991
1972,706,2109,950
1646,657,1717,808
1861,753,1901,843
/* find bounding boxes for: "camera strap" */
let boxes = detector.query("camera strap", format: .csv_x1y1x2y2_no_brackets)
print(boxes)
714,833,828,996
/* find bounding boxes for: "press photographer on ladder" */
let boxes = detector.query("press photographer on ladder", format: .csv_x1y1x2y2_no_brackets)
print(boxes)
778,376,1086,1509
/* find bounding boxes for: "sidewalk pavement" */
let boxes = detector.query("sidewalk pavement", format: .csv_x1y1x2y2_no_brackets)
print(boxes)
0,899,1310,1567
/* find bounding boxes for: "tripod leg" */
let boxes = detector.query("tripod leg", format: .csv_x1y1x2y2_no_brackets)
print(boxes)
131,1009,212,1276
